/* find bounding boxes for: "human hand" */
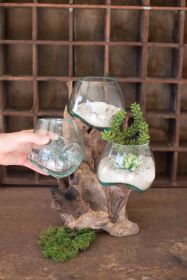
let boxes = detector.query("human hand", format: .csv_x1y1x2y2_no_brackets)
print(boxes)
0,130,50,175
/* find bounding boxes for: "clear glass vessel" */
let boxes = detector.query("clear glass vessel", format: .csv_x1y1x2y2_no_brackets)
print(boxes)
68,77,125,130
97,143,155,192
28,118,84,178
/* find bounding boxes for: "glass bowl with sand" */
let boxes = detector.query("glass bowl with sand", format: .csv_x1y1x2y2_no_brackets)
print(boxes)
28,118,84,178
97,143,155,192
68,77,125,130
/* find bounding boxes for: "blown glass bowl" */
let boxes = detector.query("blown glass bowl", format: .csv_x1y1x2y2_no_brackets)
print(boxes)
97,143,155,192
28,118,84,178
68,77,125,130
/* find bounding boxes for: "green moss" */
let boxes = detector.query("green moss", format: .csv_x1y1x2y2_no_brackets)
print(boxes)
37,226,96,262
102,102,150,145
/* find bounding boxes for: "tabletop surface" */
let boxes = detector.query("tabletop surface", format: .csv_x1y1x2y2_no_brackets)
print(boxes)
0,187,186,280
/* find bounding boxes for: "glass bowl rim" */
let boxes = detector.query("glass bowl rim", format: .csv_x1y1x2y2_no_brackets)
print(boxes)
109,142,150,148
78,76,118,83
36,117,74,123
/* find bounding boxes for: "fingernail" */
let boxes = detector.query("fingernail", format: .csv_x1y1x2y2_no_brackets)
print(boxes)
41,136,50,143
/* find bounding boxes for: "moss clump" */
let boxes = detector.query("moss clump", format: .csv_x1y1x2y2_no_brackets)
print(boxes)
37,226,96,262
102,103,150,145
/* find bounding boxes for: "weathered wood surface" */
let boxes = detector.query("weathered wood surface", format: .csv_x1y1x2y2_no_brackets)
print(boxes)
0,187,186,280
51,108,139,237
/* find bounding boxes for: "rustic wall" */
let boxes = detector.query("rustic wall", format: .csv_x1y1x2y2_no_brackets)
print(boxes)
0,0,186,186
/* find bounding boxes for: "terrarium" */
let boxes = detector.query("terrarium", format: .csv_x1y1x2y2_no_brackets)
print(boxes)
97,103,155,192
98,143,155,192
35,86,155,238
68,77,125,129
28,118,84,178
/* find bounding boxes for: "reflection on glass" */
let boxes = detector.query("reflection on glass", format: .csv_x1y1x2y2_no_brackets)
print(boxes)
28,118,84,178
97,143,155,192
68,77,125,130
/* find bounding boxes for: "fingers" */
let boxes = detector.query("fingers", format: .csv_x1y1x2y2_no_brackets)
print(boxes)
36,130,59,141
17,130,50,145
23,160,49,176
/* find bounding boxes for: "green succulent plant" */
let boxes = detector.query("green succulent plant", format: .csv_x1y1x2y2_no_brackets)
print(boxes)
102,103,150,145
37,226,96,262
117,153,141,171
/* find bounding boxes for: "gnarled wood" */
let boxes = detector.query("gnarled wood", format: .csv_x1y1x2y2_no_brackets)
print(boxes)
51,107,139,237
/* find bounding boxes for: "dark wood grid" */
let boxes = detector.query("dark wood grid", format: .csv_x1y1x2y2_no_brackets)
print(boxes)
0,0,187,187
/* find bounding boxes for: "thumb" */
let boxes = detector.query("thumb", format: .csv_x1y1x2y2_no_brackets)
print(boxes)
17,131,50,145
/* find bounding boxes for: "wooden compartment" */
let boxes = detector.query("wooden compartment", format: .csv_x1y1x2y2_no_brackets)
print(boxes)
6,166,35,181
0,81,33,111
177,152,187,183
38,173,56,184
153,151,173,183
38,81,68,112
182,46,187,79
2,44,32,76
109,46,142,77
184,12,187,43
0,45,5,75
111,0,141,5
5,116,33,133
74,46,104,76
74,9,105,41
4,0,33,3
119,83,141,109
150,0,179,6
38,0,69,4
146,117,176,146
0,1,186,187
2,8,32,40
149,11,179,43
73,0,103,4
147,47,178,78
181,84,187,113
179,117,187,147
38,8,69,41
144,83,176,113
38,45,69,76
110,10,142,42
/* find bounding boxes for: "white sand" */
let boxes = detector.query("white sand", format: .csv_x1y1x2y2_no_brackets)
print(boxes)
73,101,121,128
98,155,155,191
29,142,83,174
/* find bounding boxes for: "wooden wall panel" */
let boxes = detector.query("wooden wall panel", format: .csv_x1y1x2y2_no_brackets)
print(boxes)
0,0,186,187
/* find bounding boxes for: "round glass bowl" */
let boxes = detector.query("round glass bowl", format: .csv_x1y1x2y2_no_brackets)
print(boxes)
28,118,84,178
97,143,155,192
68,77,125,130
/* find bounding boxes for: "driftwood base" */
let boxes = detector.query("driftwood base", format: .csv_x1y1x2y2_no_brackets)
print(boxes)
51,108,139,237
